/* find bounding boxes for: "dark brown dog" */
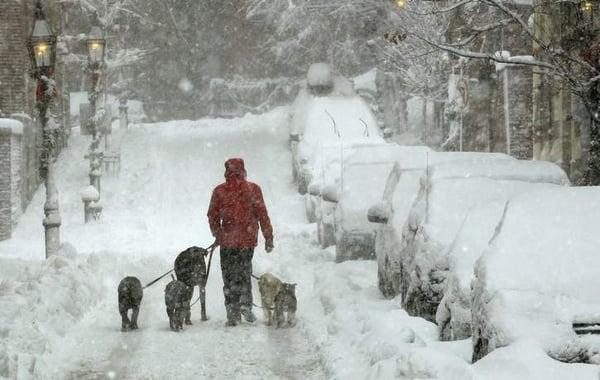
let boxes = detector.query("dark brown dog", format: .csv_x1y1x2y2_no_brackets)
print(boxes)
118,276,143,331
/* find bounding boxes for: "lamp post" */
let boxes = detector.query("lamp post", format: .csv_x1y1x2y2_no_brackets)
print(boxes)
28,0,61,259
86,22,106,195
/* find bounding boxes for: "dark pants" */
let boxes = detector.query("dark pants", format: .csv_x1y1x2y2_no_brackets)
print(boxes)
220,247,254,321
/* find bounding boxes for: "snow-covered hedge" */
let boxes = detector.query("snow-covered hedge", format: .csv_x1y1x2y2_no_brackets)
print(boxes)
472,187,600,363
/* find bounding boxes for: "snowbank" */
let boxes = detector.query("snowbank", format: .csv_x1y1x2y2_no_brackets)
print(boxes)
472,186,600,363
0,245,108,379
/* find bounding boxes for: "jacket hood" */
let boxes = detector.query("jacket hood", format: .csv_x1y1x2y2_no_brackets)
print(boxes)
224,158,246,180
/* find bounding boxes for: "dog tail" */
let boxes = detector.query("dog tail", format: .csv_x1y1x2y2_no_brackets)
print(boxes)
251,273,261,281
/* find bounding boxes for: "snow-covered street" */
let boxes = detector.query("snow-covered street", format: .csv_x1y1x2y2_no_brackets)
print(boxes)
1,110,599,380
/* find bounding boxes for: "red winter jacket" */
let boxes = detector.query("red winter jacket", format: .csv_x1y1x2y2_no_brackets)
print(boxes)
207,158,273,249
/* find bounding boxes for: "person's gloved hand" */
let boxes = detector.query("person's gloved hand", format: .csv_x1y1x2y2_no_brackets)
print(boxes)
265,240,274,253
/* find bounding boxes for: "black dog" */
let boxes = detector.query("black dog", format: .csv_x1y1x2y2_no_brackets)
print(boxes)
165,277,192,331
118,276,143,331
174,246,209,323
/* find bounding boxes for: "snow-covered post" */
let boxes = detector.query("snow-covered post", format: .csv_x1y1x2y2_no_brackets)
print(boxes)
80,185,101,223
28,1,62,258
85,22,106,198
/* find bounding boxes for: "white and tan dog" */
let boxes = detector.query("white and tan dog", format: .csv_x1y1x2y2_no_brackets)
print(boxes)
257,273,282,326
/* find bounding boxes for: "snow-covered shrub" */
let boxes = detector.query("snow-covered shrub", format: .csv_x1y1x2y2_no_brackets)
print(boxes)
472,187,600,363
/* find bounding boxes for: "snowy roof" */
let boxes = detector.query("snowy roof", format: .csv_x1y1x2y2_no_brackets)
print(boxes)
0,118,24,135
449,181,562,291
426,178,561,247
428,159,569,185
427,151,514,167
346,144,433,170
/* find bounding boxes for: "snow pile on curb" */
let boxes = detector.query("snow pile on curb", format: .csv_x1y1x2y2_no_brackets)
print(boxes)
0,244,111,379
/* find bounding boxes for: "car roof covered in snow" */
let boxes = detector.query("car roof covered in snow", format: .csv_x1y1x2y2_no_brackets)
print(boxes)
448,181,561,291
428,158,570,185
345,144,433,169
424,178,562,247
480,186,600,302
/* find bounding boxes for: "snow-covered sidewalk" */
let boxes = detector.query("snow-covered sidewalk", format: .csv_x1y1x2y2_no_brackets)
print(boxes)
1,109,598,379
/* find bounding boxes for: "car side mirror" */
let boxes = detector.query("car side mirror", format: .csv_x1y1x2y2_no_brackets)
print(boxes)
289,133,300,142
308,182,321,196
321,185,339,203
368,202,391,224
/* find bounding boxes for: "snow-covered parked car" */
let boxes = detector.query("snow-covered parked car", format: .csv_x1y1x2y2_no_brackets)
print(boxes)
307,142,386,231
471,186,600,363
371,152,517,298
398,159,570,323
323,145,433,261
436,180,563,341
288,62,354,165
291,95,383,194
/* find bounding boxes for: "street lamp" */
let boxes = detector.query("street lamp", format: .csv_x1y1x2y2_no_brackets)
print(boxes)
27,0,61,259
85,22,106,195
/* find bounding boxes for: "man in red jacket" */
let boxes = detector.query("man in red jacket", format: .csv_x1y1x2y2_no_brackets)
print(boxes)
208,158,274,326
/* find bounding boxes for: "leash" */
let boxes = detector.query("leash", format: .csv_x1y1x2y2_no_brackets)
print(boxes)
190,242,217,307
253,302,273,311
251,273,260,280
143,268,174,289
143,242,217,291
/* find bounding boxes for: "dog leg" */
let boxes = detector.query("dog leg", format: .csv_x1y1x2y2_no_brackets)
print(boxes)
119,305,130,331
286,311,296,327
262,306,271,326
130,306,140,330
